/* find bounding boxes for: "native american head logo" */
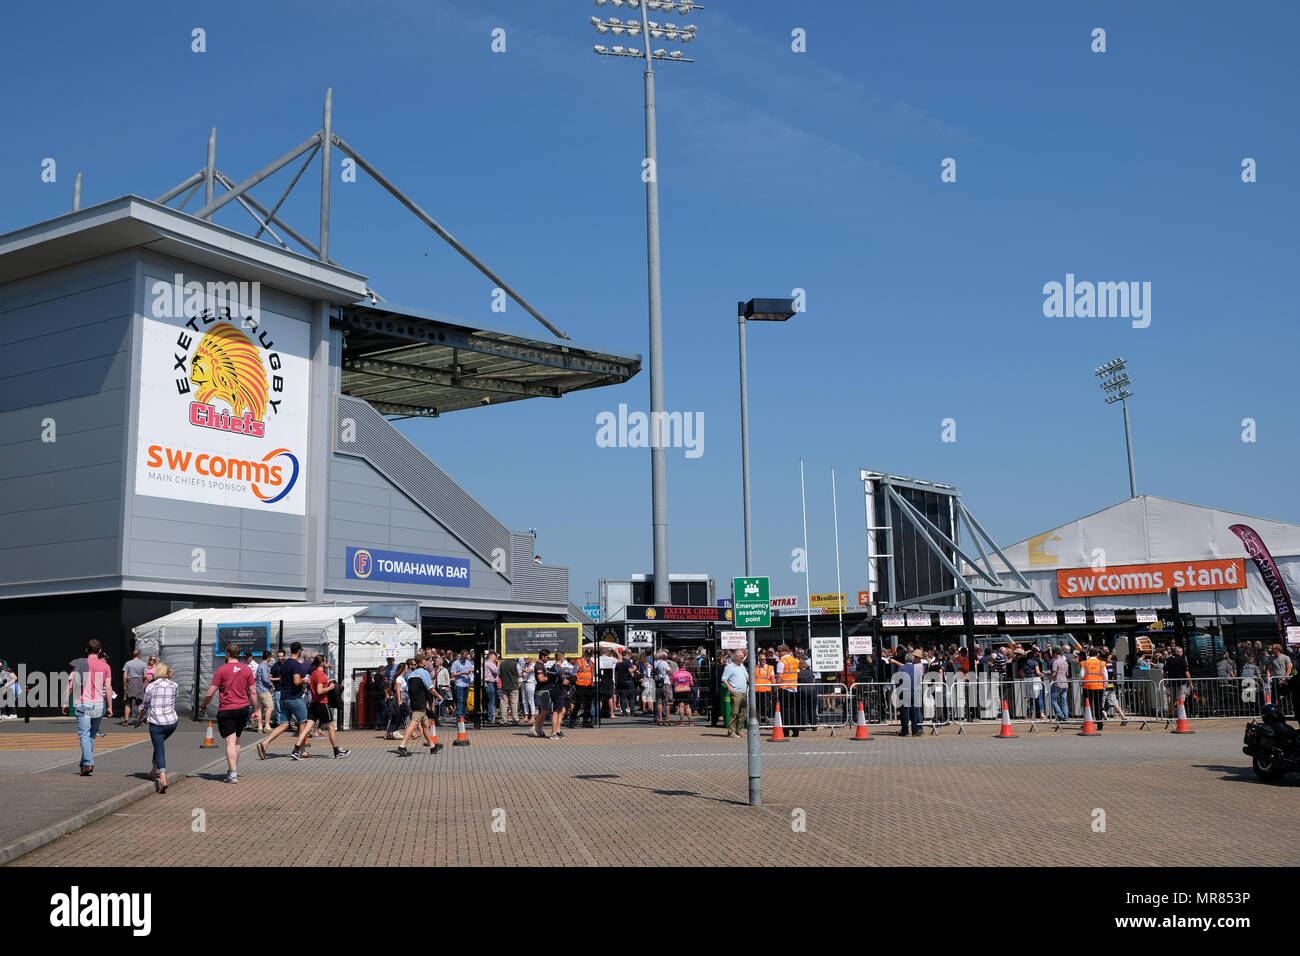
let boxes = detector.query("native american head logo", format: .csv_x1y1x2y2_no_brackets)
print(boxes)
189,324,269,421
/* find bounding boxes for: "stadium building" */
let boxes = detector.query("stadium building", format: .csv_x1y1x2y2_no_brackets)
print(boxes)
0,127,639,701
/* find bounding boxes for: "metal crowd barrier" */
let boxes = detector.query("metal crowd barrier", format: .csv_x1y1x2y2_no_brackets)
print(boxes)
1154,676,1287,725
756,683,850,733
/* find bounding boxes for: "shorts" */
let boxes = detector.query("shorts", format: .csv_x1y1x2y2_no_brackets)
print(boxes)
126,695,143,710
408,709,427,725
309,702,333,726
641,688,655,704
1104,690,1121,709
217,708,248,739
656,684,672,704
280,697,308,723
257,691,274,710
535,689,553,713
673,690,691,704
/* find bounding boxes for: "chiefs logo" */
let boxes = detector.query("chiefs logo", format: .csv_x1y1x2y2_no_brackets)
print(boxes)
190,324,269,422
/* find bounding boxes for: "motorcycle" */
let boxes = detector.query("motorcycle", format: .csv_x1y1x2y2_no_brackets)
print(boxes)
1242,704,1300,783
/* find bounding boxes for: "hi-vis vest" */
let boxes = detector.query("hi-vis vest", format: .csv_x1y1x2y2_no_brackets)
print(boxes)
779,655,799,688
575,659,595,687
1081,658,1105,690
755,664,775,691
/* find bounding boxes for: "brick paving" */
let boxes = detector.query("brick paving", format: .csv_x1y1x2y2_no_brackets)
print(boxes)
9,720,1297,867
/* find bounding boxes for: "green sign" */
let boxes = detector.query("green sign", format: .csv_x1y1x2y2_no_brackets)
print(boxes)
733,576,771,629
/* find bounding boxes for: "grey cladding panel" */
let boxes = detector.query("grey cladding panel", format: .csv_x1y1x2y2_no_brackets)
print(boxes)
334,396,510,567
0,259,134,591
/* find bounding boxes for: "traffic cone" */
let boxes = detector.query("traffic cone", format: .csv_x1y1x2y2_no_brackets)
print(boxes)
770,702,787,741
429,722,443,753
1171,696,1196,734
852,701,872,741
1264,682,1272,706
453,716,471,747
200,721,216,747
995,700,1017,738
1078,699,1100,736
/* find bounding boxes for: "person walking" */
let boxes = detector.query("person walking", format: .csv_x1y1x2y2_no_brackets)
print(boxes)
64,639,113,775
721,650,749,738
256,642,312,760
396,655,441,756
269,650,285,729
140,661,178,794
1099,649,1129,727
299,656,350,759
200,643,258,783
385,661,408,739
1163,644,1192,717
121,649,147,728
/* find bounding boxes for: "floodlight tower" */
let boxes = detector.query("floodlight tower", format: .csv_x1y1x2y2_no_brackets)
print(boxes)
588,0,700,606
1094,356,1137,498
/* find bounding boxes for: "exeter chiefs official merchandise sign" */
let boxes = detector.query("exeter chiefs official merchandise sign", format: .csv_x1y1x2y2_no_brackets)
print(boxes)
135,276,309,515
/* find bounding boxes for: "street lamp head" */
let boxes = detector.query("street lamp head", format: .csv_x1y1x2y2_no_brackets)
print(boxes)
742,297,798,321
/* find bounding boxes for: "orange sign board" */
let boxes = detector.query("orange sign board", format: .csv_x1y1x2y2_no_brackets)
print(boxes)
1057,559,1246,598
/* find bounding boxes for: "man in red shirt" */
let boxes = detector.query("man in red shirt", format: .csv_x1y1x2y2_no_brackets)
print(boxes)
298,656,349,759
201,644,257,783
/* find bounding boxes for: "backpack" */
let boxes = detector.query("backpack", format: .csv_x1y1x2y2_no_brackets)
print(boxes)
653,663,667,686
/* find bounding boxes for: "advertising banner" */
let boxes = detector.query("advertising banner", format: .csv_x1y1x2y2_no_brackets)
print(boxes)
213,622,269,661
1004,611,1029,625
809,592,846,612
880,613,906,629
500,624,582,658
627,605,733,622
1057,559,1246,598
1064,611,1087,625
938,612,964,626
346,547,470,587
135,277,309,514
1093,610,1116,624
1229,524,1299,634
906,612,931,627
973,612,998,627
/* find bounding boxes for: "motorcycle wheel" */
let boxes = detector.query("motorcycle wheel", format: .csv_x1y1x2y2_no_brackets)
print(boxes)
1252,754,1286,783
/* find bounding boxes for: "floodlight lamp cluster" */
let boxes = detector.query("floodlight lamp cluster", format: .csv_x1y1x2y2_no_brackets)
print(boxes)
592,44,689,59
589,15,697,41
594,0,699,12
1093,356,1127,377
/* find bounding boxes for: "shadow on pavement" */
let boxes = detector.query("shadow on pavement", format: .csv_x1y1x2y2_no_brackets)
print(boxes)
1193,763,1299,785
572,773,748,806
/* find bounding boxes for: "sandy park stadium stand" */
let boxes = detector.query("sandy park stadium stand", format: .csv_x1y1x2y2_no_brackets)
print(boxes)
0,184,638,709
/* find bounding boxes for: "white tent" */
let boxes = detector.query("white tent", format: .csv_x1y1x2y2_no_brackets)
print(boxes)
962,496,1300,615
132,604,419,728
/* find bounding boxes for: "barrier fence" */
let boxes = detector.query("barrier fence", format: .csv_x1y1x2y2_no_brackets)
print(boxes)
754,683,850,732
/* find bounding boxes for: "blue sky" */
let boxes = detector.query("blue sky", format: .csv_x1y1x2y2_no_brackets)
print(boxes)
3,0,1297,605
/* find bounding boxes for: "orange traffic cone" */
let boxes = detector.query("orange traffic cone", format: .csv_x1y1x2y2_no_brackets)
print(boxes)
995,700,1017,738
453,717,471,747
430,722,444,753
1078,699,1100,736
852,701,872,741
1264,682,1272,706
1171,696,1196,734
200,721,216,747
770,702,787,741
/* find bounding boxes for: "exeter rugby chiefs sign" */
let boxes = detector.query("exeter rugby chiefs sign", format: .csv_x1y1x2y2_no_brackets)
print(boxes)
134,275,309,515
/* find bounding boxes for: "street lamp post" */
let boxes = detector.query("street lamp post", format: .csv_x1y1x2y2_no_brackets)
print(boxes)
588,0,700,605
738,296,797,807
1094,357,1137,498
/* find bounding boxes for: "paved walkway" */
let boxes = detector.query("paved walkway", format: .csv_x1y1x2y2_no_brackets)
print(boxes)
0,718,225,859
6,718,1294,867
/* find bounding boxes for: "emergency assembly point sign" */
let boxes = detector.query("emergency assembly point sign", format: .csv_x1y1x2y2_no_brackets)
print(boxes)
733,576,771,629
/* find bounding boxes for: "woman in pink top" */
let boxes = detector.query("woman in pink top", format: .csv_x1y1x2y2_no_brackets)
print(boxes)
671,662,695,727
62,639,113,775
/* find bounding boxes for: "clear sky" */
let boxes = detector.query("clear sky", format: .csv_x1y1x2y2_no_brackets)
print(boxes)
2,0,1297,606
